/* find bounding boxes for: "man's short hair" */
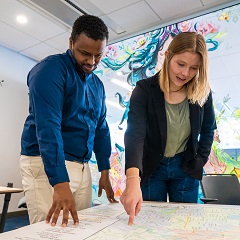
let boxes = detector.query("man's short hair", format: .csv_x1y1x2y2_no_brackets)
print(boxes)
71,14,109,43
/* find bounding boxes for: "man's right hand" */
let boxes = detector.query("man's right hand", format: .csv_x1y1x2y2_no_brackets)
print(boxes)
46,182,79,227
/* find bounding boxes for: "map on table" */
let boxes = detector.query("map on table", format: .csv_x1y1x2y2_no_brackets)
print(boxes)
1,202,240,240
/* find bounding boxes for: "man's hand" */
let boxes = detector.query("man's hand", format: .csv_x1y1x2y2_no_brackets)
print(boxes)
46,182,79,227
98,170,118,203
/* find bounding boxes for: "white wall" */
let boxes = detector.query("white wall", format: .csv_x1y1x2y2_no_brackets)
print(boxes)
0,45,36,212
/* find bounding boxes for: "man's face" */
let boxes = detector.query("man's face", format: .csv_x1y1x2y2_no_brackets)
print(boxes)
69,33,107,74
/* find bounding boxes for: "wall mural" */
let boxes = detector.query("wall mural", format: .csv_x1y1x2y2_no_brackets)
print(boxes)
90,3,240,204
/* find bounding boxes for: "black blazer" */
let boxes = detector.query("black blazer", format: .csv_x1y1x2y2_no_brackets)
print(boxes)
124,72,217,184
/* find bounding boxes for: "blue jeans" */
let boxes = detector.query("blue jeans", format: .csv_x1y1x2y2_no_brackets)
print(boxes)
141,152,199,203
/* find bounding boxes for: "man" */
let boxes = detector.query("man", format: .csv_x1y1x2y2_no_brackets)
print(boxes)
20,14,117,227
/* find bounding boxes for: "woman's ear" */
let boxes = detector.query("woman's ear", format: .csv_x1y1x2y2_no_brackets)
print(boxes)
164,51,169,58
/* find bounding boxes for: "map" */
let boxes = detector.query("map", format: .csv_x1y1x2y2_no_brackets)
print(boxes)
1,202,240,240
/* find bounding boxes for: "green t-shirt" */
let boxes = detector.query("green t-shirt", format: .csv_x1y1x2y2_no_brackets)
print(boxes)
164,98,191,157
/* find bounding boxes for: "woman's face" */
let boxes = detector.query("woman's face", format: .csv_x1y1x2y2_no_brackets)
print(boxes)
168,51,201,89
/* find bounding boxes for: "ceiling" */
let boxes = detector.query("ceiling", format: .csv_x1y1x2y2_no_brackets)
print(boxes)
0,0,239,62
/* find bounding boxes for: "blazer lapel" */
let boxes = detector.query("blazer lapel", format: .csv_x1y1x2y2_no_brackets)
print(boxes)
150,77,166,153
189,102,200,146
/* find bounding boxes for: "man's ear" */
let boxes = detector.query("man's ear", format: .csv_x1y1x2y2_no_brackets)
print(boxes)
69,37,73,50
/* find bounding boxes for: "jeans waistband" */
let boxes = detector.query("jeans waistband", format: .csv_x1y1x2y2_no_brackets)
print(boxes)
175,152,185,157
164,152,185,158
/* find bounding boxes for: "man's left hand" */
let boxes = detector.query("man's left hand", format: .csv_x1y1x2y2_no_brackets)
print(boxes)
98,170,118,203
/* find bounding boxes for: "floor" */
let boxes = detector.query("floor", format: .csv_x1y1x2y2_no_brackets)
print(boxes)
3,213,29,232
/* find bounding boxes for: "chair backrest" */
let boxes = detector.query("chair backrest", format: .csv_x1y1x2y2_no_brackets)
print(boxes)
200,174,240,205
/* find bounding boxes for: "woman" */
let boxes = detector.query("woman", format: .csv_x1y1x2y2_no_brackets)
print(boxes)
120,32,217,225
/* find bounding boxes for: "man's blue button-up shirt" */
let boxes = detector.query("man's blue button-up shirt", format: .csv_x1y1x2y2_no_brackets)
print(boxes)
21,50,111,186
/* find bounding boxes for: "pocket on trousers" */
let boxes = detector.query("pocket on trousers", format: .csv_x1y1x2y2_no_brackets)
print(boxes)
27,156,44,179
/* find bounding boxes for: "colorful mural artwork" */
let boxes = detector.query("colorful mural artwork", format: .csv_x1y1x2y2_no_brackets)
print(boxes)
90,144,126,205
90,3,240,205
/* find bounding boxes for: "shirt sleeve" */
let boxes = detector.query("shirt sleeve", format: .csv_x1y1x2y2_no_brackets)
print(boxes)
28,57,69,186
93,83,111,172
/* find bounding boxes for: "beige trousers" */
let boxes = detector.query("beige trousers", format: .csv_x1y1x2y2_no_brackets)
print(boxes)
20,155,92,224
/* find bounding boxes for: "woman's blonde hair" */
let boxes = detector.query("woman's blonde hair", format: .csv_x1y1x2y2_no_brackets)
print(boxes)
160,32,210,106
